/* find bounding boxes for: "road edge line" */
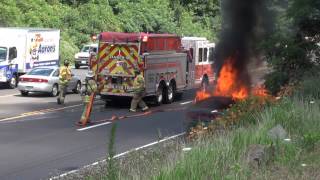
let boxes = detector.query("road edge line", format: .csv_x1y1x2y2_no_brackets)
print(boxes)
180,100,193,105
77,122,112,131
49,132,186,179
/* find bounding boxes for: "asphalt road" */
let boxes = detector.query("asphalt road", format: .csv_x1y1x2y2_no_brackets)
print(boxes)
0,68,197,180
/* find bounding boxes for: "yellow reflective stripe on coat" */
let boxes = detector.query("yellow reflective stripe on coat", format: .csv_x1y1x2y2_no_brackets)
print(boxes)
133,74,144,92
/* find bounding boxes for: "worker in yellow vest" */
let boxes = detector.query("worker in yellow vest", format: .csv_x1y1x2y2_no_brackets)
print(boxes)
57,60,72,104
129,69,149,112
78,70,97,125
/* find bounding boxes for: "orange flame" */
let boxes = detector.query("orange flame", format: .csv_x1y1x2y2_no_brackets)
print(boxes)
195,91,211,102
213,56,249,100
194,55,270,102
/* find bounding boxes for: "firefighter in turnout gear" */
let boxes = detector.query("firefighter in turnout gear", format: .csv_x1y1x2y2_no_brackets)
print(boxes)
129,69,149,112
78,70,97,125
57,60,72,104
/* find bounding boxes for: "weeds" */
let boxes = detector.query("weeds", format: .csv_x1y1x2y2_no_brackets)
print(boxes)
154,75,320,180
66,75,320,180
106,123,118,180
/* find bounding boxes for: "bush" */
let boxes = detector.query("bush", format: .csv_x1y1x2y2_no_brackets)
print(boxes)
264,71,289,95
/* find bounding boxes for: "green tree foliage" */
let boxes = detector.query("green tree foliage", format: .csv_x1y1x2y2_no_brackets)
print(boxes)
0,0,221,62
263,0,320,95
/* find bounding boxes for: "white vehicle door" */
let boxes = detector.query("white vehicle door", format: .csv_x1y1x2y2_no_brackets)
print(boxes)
51,69,60,85
67,73,77,91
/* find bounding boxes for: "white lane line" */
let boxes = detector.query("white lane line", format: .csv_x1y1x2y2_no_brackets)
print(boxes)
180,100,193,105
0,93,19,98
77,121,112,131
50,132,185,180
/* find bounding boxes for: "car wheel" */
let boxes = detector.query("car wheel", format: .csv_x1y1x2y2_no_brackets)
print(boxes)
164,82,175,104
73,81,81,94
154,84,164,106
75,64,80,69
51,84,59,97
20,90,29,96
9,75,18,89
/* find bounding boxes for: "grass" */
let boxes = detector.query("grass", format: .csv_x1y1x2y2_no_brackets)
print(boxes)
62,74,320,180
153,75,320,180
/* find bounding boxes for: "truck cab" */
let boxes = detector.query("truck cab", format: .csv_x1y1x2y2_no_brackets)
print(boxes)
182,37,216,90
0,28,60,89
74,44,98,69
0,45,18,88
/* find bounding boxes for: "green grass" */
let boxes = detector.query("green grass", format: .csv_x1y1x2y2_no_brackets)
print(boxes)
68,75,320,180
153,76,320,180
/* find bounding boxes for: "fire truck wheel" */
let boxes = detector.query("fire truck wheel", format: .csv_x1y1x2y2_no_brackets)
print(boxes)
164,83,175,104
154,84,164,106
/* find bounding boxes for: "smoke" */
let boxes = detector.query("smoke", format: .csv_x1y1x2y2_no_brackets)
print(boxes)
214,0,272,88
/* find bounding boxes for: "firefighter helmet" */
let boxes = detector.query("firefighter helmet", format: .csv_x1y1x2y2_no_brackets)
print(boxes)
63,60,70,66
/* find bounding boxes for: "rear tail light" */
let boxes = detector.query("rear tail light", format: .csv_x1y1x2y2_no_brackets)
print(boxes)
19,78,48,83
37,79,48,83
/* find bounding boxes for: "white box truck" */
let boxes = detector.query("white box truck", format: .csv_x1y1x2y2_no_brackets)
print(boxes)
0,28,60,88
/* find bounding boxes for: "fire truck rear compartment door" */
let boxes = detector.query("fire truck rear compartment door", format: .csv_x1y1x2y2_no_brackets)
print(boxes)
144,53,187,95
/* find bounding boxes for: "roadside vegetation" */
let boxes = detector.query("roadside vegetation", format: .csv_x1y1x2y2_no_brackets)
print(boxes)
153,74,320,180
60,67,320,180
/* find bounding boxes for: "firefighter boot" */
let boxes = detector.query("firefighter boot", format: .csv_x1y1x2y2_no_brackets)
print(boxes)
142,106,149,111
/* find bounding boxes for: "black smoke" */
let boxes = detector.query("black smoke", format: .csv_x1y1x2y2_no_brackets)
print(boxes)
214,0,272,88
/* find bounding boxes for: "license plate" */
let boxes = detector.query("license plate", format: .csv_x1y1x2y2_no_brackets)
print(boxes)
81,61,87,64
26,86,33,90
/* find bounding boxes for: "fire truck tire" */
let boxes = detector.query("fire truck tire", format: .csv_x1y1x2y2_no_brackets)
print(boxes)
164,82,175,104
154,84,164,106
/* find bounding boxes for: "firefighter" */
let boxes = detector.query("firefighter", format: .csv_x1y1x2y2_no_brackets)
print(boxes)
78,70,97,125
57,60,72,104
129,69,149,112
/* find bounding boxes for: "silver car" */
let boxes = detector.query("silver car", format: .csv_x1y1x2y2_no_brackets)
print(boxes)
18,66,81,96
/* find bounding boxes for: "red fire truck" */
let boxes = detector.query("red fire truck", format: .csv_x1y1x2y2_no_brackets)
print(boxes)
93,32,215,105
181,37,216,90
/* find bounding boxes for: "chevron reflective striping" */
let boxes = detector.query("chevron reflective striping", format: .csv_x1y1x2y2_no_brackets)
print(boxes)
99,43,109,52
109,63,117,73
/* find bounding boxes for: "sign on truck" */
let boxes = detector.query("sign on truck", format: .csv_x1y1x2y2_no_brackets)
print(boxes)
0,28,60,88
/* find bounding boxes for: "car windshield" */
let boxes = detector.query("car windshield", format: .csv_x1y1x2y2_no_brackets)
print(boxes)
28,68,54,76
81,46,90,52
81,46,97,53
0,47,7,62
